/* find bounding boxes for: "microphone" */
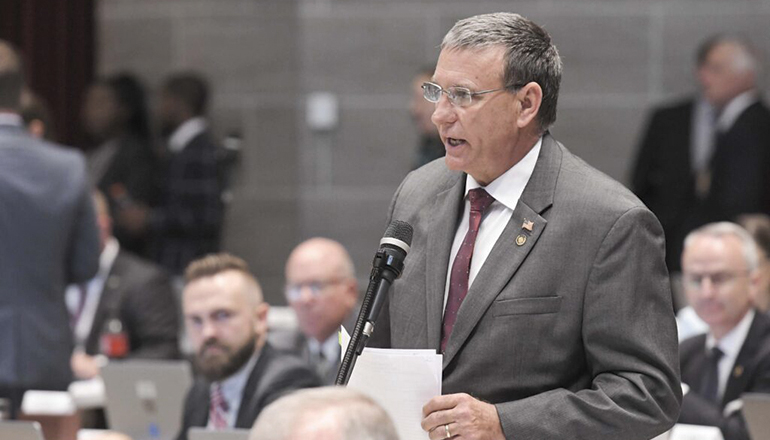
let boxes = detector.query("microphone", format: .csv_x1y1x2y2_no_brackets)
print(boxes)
363,220,413,336
335,220,413,385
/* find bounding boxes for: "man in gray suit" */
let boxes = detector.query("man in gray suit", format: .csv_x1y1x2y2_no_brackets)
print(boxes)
0,40,100,415
369,13,681,439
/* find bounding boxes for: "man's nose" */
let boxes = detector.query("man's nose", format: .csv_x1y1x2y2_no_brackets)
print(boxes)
200,319,218,339
431,94,456,127
699,277,717,298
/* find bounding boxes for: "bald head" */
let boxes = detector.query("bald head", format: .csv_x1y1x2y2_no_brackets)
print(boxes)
0,40,24,110
285,238,358,343
250,387,399,440
287,238,355,279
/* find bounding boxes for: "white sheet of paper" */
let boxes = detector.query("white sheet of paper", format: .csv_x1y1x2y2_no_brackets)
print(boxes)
339,326,443,440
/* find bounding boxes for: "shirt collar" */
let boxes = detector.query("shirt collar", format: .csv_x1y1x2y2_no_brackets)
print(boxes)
0,112,23,127
168,117,207,153
308,333,341,362
716,90,758,133
464,136,543,211
99,238,121,278
707,308,755,359
214,350,259,405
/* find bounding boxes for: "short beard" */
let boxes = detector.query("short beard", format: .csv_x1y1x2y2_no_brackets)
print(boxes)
196,334,257,382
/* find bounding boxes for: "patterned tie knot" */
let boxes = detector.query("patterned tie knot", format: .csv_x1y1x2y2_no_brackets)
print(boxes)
210,383,229,412
468,188,495,214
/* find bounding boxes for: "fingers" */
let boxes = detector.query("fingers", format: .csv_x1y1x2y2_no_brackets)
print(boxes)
422,393,466,416
428,422,460,440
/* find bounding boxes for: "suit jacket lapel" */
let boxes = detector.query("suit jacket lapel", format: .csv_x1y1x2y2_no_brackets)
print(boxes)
442,134,561,368
235,344,272,428
722,312,766,405
426,175,466,351
86,252,124,354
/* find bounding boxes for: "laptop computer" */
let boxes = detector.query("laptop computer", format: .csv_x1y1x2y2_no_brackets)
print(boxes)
742,392,770,440
0,421,45,440
101,360,192,440
188,427,251,440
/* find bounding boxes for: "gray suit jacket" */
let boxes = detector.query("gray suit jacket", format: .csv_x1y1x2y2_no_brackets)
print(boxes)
0,123,100,390
370,134,682,439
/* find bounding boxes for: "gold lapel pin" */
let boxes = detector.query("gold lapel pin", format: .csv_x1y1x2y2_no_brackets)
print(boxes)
522,219,534,232
734,365,744,378
515,234,527,246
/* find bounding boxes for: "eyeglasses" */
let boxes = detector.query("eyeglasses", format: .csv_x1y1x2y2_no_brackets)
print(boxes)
285,279,345,302
682,271,750,290
421,81,524,107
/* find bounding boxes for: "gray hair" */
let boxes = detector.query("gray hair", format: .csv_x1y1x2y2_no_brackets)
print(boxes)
696,34,759,75
684,222,760,271
441,12,562,132
250,387,399,440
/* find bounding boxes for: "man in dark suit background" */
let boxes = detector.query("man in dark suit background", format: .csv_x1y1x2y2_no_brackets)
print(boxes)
370,13,680,439
631,35,770,275
68,190,179,381
177,253,319,440
118,72,223,275
0,40,100,415
282,238,359,385
679,221,770,440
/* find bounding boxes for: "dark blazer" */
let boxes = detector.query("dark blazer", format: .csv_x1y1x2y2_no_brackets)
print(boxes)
83,249,179,360
176,343,320,440
371,134,681,439
631,97,770,271
679,311,770,440
151,130,223,275
93,135,157,256
0,123,100,392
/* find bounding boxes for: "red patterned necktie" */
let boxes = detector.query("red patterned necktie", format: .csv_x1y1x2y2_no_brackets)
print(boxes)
209,383,229,429
441,188,495,353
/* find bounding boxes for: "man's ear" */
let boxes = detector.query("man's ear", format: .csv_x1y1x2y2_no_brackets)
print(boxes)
516,82,543,129
254,302,270,335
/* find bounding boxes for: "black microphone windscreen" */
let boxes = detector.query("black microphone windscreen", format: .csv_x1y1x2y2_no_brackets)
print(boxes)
383,220,413,247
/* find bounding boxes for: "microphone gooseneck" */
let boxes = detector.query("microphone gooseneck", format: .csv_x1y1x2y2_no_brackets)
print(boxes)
335,220,413,386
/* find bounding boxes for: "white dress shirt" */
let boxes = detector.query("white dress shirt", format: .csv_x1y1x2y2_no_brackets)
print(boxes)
690,97,717,173
443,138,542,311
706,309,755,401
0,112,23,127
208,352,259,429
168,117,208,153
65,238,120,348
716,90,758,133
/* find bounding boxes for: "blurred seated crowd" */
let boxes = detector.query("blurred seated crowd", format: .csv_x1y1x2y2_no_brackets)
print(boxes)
2,31,770,440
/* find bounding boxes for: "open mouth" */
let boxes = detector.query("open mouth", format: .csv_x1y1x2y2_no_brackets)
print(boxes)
447,137,466,147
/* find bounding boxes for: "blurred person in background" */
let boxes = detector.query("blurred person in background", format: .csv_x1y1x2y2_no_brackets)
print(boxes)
68,190,179,381
82,72,157,256
20,88,54,140
282,238,359,384
678,213,770,341
410,66,444,169
678,222,770,440
118,72,223,276
0,40,100,417
631,35,770,280
250,387,399,440
177,253,319,440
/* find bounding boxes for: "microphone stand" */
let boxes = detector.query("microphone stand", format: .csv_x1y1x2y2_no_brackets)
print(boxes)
335,251,387,386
